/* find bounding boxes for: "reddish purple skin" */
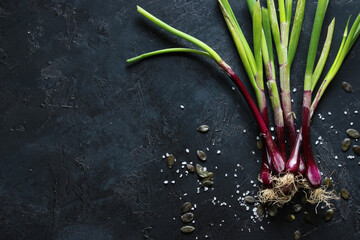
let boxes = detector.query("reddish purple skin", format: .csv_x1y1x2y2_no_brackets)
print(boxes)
282,92,297,148
261,155,272,187
276,126,286,159
260,106,273,185
302,91,321,188
286,129,302,173
298,155,306,175
264,131,285,173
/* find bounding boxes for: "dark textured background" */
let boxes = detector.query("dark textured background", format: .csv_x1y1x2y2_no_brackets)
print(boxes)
0,0,360,239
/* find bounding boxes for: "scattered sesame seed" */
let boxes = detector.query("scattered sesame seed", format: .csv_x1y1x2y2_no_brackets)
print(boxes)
164,180,169,185
217,150,221,155
180,105,184,109
185,148,189,153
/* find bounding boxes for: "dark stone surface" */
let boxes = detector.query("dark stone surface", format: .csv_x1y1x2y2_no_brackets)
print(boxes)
0,0,360,239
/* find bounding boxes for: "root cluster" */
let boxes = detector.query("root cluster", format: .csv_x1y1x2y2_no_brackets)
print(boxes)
258,173,339,209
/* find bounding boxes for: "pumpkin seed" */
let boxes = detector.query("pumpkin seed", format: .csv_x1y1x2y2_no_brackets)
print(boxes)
342,82,353,93
181,202,192,213
181,212,194,223
340,189,350,200
346,128,360,139
324,209,334,222
341,138,351,152
324,177,333,189
244,196,256,204
197,125,209,133
353,145,360,156
268,205,277,217
196,164,210,178
257,140,263,150
292,204,303,213
186,164,195,173
294,230,301,240
180,226,195,234
203,172,214,181
197,150,207,161
256,204,265,218
167,154,175,168
285,214,295,222
201,180,214,187
304,211,312,223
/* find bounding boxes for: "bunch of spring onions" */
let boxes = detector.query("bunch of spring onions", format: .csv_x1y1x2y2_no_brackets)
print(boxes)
127,1,360,206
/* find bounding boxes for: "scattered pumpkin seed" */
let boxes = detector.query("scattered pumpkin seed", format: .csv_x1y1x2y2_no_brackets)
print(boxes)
292,204,303,213
167,154,175,169
186,164,195,173
197,125,209,133
268,205,277,217
196,164,210,178
340,188,350,200
342,82,353,93
180,226,195,234
203,172,214,181
304,211,312,223
201,180,214,187
353,145,360,156
257,204,265,218
181,212,194,223
181,202,192,213
244,196,256,204
324,209,335,222
341,138,351,152
285,214,296,222
346,128,360,139
324,177,333,189
294,230,301,240
197,150,207,161
256,140,263,150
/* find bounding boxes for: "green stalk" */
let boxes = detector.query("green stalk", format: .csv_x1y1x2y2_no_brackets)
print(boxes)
219,0,257,75
288,0,306,67
253,1,264,90
267,0,306,152
304,0,329,91
126,48,212,63
219,0,265,106
136,6,222,63
246,0,256,16
285,0,293,35
311,18,335,91
311,13,360,114
267,0,284,63
262,7,286,158
278,0,286,25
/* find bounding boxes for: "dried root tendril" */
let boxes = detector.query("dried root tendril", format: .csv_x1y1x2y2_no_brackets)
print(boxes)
305,187,339,213
258,173,300,206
